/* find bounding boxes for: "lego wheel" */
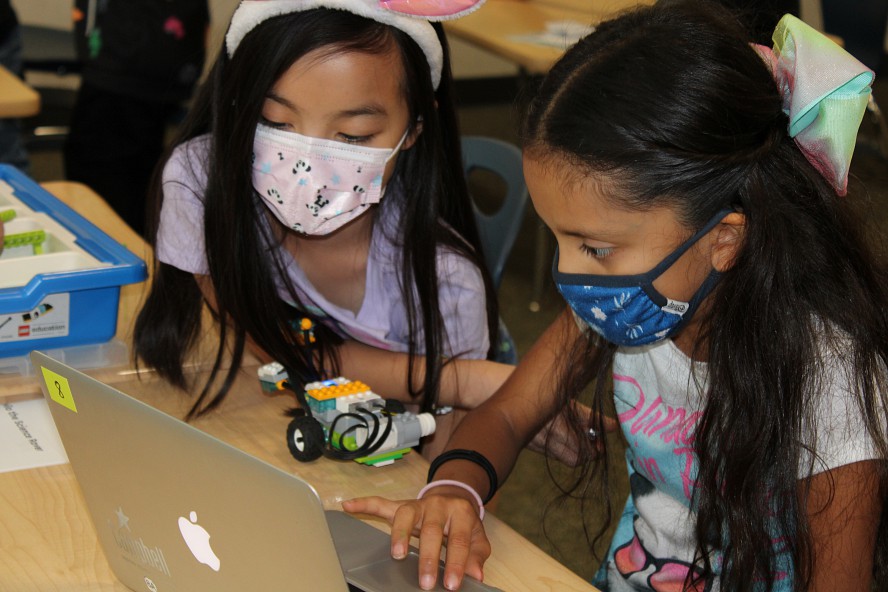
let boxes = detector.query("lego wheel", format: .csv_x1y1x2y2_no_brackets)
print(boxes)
286,416,325,462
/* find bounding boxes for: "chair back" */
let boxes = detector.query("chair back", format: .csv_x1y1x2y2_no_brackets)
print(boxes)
461,136,529,288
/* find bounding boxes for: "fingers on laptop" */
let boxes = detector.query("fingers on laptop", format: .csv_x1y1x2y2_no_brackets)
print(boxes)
341,496,416,559
342,496,400,521
439,509,490,590
409,495,491,590
342,496,491,591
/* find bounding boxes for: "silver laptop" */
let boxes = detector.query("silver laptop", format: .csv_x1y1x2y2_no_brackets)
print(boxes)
31,351,498,592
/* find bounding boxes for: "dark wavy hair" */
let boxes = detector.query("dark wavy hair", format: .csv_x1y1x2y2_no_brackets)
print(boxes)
522,1,888,590
134,9,498,419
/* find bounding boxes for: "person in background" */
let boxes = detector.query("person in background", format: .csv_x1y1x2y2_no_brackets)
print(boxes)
345,2,887,590
64,0,209,237
0,0,29,172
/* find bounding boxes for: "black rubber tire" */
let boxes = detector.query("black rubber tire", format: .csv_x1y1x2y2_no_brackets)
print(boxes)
286,416,325,462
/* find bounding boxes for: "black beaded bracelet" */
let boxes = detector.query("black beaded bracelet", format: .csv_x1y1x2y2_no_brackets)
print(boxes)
427,449,499,504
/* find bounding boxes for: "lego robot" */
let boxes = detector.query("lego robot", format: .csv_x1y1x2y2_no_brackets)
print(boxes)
258,362,436,467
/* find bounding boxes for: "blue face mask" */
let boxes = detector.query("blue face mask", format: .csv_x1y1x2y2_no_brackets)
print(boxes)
554,210,732,347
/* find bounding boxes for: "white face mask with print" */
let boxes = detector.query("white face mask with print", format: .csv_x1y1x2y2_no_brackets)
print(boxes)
251,123,408,235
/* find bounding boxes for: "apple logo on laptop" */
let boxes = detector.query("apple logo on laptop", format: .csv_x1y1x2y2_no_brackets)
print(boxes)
178,510,221,571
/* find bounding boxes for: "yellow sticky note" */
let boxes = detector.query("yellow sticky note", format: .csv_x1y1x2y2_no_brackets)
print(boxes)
41,367,77,413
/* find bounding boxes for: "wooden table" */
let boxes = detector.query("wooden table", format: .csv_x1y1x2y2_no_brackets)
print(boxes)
0,182,599,591
0,366,598,591
445,0,655,76
0,64,40,118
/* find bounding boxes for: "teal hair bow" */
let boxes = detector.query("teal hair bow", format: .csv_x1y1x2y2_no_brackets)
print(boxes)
758,14,874,195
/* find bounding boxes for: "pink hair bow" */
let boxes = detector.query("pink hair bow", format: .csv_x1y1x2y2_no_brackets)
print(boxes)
755,15,874,195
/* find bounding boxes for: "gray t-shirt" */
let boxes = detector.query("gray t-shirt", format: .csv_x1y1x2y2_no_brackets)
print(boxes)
156,135,490,358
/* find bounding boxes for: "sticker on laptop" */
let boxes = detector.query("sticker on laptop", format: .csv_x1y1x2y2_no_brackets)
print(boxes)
41,367,77,413
107,506,171,578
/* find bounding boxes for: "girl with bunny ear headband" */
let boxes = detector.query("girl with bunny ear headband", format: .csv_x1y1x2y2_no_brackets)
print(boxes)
134,0,515,451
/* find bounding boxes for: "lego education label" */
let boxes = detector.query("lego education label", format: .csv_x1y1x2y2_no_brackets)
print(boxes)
0,293,70,342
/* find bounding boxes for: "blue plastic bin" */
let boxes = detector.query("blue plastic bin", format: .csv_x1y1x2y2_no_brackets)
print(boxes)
0,165,147,358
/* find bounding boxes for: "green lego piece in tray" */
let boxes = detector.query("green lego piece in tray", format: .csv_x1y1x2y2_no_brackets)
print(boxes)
3,229,47,254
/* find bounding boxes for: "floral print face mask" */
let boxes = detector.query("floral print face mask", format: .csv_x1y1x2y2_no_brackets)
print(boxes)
554,210,731,347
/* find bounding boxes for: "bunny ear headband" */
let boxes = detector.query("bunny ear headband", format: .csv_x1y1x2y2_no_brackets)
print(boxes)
754,14,874,196
225,0,485,89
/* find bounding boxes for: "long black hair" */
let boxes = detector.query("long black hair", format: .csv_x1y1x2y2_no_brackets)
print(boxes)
134,9,498,419
523,1,888,590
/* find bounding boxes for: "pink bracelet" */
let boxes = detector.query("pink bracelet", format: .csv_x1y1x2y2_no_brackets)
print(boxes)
417,479,485,520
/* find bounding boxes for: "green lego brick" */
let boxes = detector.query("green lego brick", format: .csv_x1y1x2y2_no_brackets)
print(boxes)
355,448,412,466
330,431,360,452
3,229,46,253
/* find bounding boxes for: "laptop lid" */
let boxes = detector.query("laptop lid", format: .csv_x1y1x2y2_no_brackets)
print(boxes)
32,350,357,592
31,351,499,592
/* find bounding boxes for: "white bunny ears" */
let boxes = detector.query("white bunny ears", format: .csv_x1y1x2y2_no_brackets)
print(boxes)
225,0,486,88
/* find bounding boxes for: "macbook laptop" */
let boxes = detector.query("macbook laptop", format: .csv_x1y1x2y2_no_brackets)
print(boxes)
31,351,499,592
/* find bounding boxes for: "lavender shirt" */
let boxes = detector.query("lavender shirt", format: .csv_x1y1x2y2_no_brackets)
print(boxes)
156,135,490,358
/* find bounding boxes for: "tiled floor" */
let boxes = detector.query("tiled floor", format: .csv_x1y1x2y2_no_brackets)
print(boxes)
22,58,888,583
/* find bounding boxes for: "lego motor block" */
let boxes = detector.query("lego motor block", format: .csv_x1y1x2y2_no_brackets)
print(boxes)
258,363,435,467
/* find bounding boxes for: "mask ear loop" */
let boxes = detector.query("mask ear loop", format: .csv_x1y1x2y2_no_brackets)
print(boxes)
384,127,413,164
641,208,736,284
641,208,737,335
664,267,722,337
552,208,736,288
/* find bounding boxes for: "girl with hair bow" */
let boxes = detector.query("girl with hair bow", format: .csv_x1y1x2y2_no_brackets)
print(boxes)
346,2,887,591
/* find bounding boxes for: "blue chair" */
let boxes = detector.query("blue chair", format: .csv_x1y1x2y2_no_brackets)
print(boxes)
461,136,528,364
461,135,529,289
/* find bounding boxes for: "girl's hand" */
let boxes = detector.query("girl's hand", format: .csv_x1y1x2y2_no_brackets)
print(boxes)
526,402,619,466
342,490,491,591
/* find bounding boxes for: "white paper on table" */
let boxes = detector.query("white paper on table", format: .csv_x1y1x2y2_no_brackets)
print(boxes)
510,20,595,49
0,397,68,473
